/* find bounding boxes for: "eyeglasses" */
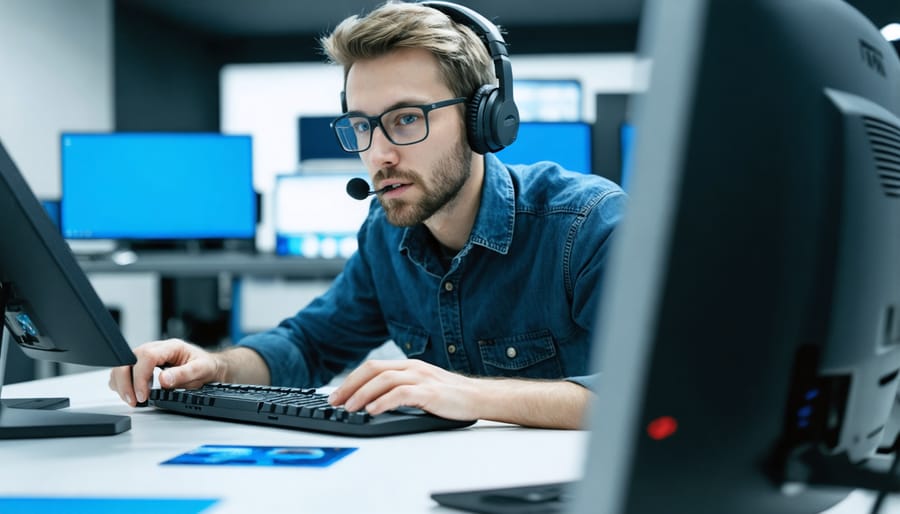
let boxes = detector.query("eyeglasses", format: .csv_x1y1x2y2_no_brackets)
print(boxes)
331,97,467,153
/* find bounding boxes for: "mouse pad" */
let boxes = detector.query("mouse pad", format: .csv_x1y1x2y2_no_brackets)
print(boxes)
161,444,357,468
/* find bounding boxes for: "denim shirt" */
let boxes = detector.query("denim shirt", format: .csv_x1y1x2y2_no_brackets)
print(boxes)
237,153,626,389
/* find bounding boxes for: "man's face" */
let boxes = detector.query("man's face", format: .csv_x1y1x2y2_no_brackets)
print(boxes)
344,48,473,227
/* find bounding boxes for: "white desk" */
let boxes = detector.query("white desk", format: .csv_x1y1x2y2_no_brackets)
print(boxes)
0,370,895,514
0,370,585,513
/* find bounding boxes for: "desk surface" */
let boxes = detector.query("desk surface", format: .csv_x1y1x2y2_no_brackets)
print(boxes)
0,371,894,514
0,370,585,514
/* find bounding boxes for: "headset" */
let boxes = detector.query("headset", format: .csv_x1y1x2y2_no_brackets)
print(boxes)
339,1,519,155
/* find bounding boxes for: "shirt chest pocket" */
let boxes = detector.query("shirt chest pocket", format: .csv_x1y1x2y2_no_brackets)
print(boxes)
478,329,563,379
387,321,430,358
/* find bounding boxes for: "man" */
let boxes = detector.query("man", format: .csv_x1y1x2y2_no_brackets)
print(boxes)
108,1,626,430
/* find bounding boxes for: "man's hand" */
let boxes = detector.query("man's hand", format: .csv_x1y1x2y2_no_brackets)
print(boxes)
328,359,592,429
108,339,224,407
108,339,270,408
328,359,480,421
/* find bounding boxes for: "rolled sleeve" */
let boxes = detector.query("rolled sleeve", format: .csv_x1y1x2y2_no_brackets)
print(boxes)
566,373,599,391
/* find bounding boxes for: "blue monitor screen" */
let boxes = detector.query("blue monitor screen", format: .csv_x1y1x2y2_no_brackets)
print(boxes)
61,133,256,240
40,199,60,229
298,116,348,162
496,121,592,174
620,122,636,191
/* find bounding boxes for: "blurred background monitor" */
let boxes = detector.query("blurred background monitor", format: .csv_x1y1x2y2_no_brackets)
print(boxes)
60,133,256,244
297,115,350,163
514,78,583,121
619,122,636,191
496,121,592,174
593,92,633,187
39,199,60,229
273,173,370,259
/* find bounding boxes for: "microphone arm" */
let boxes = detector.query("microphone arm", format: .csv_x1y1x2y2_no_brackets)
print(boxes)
345,177,400,200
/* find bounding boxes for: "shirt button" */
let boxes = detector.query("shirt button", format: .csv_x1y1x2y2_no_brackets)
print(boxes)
444,282,454,292
404,342,412,351
506,347,517,359
447,344,457,354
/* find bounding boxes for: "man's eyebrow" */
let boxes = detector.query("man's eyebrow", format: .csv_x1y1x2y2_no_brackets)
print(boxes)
348,98,432,116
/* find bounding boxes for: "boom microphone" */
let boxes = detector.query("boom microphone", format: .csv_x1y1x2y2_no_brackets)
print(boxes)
346,177,373,200
345,177,402,200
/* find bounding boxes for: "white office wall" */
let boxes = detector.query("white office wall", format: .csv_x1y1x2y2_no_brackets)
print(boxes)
221,53,646,252
0,0,118,378
0,0,113,198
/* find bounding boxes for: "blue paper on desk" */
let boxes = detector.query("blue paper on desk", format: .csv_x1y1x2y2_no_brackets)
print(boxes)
162,444,357,467
0,497,218,514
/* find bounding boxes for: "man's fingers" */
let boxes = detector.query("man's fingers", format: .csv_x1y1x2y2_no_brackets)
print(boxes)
330,360,408,407
108,365,137,406
107,339,206,407
347,368,407,411
360,384,422,416
158,357,213,389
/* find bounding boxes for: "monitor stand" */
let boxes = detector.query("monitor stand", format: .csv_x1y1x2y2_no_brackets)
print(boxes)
2,397,69,410
0,285,131,438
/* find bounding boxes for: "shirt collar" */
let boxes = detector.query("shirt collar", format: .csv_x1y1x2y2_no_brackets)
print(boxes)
398,153,516,257
467,153,515,255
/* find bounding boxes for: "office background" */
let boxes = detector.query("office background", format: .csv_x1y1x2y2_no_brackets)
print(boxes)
0,0,897,384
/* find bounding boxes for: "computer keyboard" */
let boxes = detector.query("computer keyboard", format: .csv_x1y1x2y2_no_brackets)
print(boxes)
148,382,476,437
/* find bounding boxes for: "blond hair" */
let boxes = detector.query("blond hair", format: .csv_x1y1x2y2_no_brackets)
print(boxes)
321,1,495,99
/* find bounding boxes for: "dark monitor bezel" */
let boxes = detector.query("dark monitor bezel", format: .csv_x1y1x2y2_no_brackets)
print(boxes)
0,140,136,438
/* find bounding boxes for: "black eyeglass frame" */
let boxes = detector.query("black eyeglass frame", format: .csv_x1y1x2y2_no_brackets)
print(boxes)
330,97,467,153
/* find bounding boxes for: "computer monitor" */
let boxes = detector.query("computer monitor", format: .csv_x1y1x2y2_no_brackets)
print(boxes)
273,173,370,259
40,199,60,229
514,78,582,122
298,115,351,162
60,133,256,243
0,140,136,438
495,121,592,174
619,122,636,191
575,0,900,513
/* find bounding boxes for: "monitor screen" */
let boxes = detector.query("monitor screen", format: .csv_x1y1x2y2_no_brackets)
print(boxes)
61,133,256,241
574,0,900,513
273,173,371,259
40,199,60,229
495,122,592,174
0,140,136,438
619,122,636,191
298,115,350,162
514,79,582,121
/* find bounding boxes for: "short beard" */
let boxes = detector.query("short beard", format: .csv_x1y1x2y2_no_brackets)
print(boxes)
378,140,473,227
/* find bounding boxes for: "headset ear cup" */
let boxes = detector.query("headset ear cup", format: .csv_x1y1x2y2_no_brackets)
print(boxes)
466,85,495,154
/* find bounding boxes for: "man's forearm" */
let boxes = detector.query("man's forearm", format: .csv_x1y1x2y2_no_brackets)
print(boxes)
215,346,271,385
472,378,593,429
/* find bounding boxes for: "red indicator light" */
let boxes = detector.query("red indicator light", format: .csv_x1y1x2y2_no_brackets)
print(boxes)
647,416,678,440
